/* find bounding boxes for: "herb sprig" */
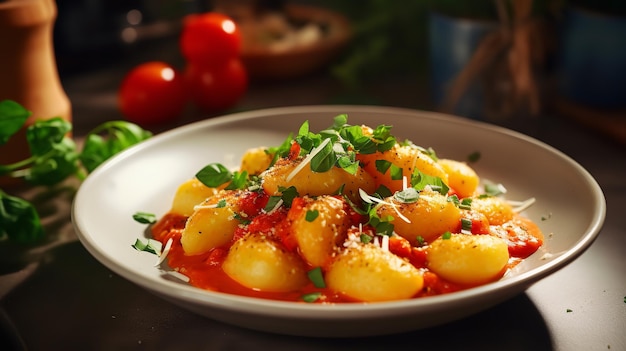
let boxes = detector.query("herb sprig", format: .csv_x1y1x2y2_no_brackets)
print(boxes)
0,100,152,244
294,114,396,175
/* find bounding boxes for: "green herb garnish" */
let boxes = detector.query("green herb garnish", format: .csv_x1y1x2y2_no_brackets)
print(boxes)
484,182,507,196
0,100,151,244
467,151,481,163
461,218,473,232
305,209,319,222
133,212,157,224
131,238,162,255
416,235,425,246
307,267,326,288
411,170,449,195
302,292,323,303
394,187,419,203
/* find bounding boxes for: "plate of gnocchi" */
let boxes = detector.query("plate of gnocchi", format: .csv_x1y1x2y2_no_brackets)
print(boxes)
72,105,605,337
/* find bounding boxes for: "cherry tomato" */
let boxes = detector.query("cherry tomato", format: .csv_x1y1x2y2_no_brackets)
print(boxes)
180,12,241,67
118,61,187,125
185,58,248,113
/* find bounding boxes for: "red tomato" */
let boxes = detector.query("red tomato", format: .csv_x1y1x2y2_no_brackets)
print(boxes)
118,61,187,125
180,12,241,67
185,59,248,113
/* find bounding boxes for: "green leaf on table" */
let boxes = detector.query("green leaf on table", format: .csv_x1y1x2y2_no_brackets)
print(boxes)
0,190,44,244
79,121,152,173
24,137,80,186
25,117,72,155
0,100,31,146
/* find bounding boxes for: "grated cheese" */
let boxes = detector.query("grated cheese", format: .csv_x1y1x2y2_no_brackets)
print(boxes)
266,198,284,214
154,238,173,267
286,137,331,182
358,188,411,224
381,234,389,252
193,203,218,211
508,197,536,213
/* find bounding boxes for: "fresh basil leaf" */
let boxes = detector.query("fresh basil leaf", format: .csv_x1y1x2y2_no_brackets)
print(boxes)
264,196,282,212
79,121,151,173
467,151,481,163
332,114,348,130
0,100,31,145
411,170,449,195
25,117,71,156
133,212,157,224
0,190,44,244
375,159,392,174
394,187,419,203
196,163,233,187
131,238,162,255
484,182,507,196
307,267,326,288
337,155,359,175
302,292,322,303
225,171,248,190
305,209,319,222
310,139,335,172
25,138,80,186
277,186,299,207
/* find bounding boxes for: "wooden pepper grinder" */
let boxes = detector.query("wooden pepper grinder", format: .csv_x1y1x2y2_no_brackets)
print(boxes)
0,0,72,186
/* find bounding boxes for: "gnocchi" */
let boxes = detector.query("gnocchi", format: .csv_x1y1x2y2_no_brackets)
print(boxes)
326,244,424,302
180,190,242,255
376,187,461,243
288,195,350,267
223,232,309,292
438,159,479,198
146,115,544,303
170,178,221,216
427,234,509,285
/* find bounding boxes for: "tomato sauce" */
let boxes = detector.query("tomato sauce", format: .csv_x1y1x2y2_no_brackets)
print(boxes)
152,206,542,303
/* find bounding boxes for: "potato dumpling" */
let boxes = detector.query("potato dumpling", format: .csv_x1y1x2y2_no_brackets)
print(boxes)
326,244,424,302
170,178,221,216
288,195,349,267
427,233,509,286
223,232,308,292
180,190,242,255
240,147,273,175
470,196,514,226
377,188,461,243
262,157,375,203
438,159,479,198
358,144,448,193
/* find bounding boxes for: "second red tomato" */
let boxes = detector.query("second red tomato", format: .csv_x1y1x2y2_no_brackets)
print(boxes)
180,12,241,68
185,59,248,113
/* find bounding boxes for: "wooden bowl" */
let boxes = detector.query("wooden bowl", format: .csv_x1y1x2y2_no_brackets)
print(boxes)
221,4,351,81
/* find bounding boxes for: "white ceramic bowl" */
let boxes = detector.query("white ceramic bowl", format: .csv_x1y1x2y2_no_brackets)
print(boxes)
72,105,605,337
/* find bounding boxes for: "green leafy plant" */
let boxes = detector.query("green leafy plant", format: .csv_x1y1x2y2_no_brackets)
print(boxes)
0,100,152,244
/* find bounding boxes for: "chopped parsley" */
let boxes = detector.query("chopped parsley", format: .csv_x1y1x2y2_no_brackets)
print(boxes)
305,209,319,222
307,267,326,288
131,238,162,255
132,212,157,224
467,151,481,163
302,292,323,303
483,181,507,196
